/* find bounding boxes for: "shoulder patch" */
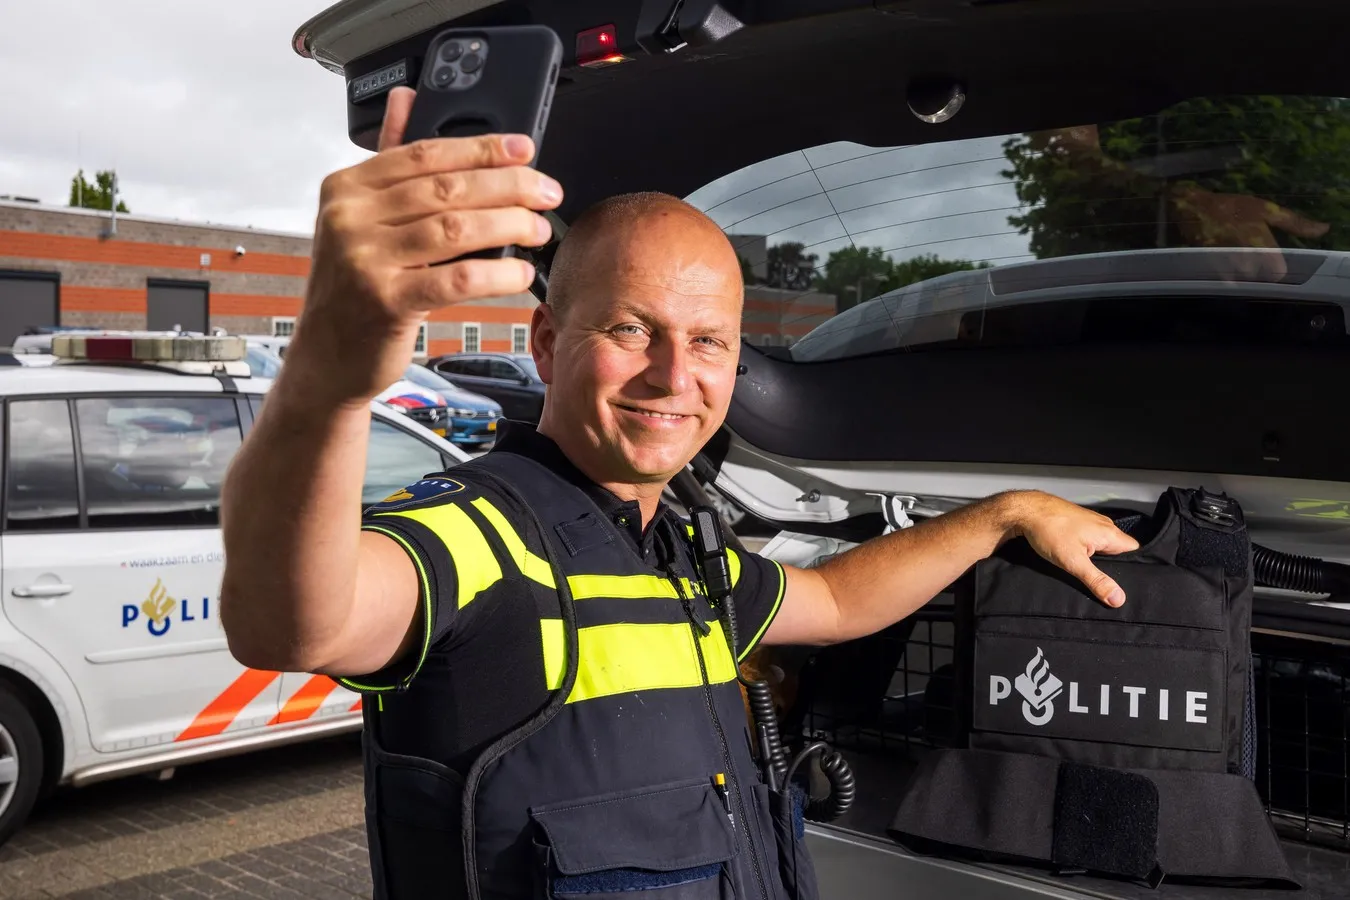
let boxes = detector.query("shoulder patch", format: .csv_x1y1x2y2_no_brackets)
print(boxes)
367,477,468,513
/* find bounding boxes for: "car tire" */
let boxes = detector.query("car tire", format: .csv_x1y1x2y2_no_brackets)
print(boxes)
0,685,44,848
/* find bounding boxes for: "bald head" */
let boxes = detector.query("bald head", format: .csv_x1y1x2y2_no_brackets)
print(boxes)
545,192,741,321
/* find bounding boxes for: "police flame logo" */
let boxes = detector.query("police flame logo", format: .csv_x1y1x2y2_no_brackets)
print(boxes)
1014,647,1064,726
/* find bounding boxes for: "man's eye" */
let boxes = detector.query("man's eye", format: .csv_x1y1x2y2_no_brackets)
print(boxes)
614,324,645,336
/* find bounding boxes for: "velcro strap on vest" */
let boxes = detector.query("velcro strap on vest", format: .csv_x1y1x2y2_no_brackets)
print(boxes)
888,749,1299,889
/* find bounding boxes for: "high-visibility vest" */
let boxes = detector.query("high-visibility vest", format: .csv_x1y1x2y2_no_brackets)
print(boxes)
348,449,810,900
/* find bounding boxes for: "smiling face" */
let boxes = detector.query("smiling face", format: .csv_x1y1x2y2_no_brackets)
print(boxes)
533,196,743,504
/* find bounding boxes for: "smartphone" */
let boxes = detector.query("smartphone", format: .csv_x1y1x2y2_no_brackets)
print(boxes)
404,24,564,262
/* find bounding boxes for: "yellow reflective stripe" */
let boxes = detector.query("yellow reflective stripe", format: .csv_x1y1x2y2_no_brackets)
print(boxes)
569,573,690,600
541,618,566,691
375,503,502,609
738,560,786,662
541,619,737,701
471,497,556,588
338,524,434,693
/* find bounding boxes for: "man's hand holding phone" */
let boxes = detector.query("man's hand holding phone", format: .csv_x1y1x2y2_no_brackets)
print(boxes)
285,85,562,410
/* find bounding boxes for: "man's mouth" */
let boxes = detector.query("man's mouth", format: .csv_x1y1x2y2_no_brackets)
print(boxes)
616,404,690,421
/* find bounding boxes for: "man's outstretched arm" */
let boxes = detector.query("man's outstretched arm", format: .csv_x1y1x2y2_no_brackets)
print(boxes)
763,491,1139,648
218,87,561,676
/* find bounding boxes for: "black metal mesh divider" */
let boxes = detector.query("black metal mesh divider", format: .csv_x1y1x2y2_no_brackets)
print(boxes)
789,599,1350,852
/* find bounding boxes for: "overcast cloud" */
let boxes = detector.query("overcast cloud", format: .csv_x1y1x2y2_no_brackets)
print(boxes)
1,0,1035,261
0,0,370,235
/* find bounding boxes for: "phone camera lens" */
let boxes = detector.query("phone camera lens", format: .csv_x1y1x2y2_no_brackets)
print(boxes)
460,53,483,74
432,66,456,87
439,41,464,62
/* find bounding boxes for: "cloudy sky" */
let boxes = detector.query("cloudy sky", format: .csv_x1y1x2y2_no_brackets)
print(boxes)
0,0,1035,261
0,0,370,235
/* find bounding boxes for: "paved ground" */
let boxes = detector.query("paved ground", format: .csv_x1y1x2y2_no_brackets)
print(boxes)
0,735,369,899
0,534,774,899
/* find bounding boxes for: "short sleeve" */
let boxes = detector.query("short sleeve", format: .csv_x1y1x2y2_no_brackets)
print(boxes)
725,546,787,662
335,476,495,693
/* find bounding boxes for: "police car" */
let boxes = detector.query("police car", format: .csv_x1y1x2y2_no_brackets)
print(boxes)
0,331,469,845
297,0,1350,895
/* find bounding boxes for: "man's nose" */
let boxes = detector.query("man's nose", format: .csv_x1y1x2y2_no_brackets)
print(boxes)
646,339,693,395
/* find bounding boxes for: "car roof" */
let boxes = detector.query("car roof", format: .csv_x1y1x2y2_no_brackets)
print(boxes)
0,364,269,397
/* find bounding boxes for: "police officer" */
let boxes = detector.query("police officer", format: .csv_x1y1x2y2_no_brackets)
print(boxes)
219,87,1138,900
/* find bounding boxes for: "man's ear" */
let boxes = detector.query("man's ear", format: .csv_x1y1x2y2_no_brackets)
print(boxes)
531,302,557,385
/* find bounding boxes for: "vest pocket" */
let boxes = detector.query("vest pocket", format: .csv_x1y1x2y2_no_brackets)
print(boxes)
369,745,464,900
529,777,739,899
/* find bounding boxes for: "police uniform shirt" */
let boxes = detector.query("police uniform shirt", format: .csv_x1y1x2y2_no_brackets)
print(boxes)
342,420,787,774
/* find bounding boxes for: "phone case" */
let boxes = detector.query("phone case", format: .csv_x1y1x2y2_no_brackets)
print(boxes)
404,25,564,263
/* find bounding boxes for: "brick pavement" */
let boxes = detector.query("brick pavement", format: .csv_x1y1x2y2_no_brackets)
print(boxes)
0,735,370,899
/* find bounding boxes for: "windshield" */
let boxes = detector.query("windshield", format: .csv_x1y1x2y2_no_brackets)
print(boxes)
403,363,453,391
684,94,1350,362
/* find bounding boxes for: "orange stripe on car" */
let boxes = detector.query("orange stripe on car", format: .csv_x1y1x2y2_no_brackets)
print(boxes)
350,698,363,712
176,669,279,742
269,674,342,725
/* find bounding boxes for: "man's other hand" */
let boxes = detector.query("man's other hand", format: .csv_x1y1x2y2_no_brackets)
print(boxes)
1006,492,1140,608
290,85,564,408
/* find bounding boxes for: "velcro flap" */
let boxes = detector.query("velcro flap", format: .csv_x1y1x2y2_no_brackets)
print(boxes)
1053,762,1160,880
530,778,736,876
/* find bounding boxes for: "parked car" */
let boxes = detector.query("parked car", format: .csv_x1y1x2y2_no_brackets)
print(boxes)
400,363,503,450
424,352,546,422
0,331,470,846
296,0,1350,896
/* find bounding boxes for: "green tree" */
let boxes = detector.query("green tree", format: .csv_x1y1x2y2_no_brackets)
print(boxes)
69,169,128,212
815,246,991,310
763,241,818,290
1002,95,1350,260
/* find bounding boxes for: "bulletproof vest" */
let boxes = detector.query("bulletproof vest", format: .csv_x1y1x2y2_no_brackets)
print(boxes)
890,487,1298,889
359,450,817,900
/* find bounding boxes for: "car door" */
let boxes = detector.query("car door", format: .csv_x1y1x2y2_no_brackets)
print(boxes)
1,392,281,754
263,404,452,726
434,357,501,403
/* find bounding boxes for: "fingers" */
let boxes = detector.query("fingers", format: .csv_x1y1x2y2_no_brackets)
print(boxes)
376,87,416,153
381,207,553,268
1058,550,1127,608
364,130,537,189
1096,523,1141,555
397,257,537,311
376,166,562,225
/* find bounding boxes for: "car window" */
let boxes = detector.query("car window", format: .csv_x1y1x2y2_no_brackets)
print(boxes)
488,359,521,380
245,347,282,379
680,93,1350,362
363,417,446,506
5,399,80,531
76,396,243,529
514,357,539,380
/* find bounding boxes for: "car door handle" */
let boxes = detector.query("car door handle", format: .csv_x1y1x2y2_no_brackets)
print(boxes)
11,583,74,598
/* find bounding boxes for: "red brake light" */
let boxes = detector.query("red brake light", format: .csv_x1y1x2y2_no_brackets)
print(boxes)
576,24,628,68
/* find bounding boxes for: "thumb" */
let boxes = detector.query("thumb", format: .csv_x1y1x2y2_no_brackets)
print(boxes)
377,86,417,153
1061,551,1126,608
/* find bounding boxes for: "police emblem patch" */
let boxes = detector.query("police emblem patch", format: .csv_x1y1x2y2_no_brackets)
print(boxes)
369,477,467,511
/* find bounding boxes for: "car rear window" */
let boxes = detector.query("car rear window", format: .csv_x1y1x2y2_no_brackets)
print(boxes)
681,94,1350,362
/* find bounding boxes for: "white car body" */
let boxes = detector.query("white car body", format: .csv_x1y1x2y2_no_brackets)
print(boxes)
0,357,469,822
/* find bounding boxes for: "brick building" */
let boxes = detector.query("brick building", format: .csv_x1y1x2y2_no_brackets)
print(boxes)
0,199,536,358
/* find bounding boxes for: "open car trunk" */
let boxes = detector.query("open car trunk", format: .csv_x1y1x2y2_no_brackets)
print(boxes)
297,0,1350,895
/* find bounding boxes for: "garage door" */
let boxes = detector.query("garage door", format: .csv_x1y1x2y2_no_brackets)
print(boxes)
0,274,58,348
147,280,208,333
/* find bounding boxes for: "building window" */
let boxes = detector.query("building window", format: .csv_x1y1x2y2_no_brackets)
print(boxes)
512,324,529,354
414,322,428,356
272,316,296,337
463,323,481,354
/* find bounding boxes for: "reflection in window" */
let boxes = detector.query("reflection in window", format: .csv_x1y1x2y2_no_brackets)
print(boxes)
363,418,445,507
684,94,1350,363
6,400,79,531
77,397,242,528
